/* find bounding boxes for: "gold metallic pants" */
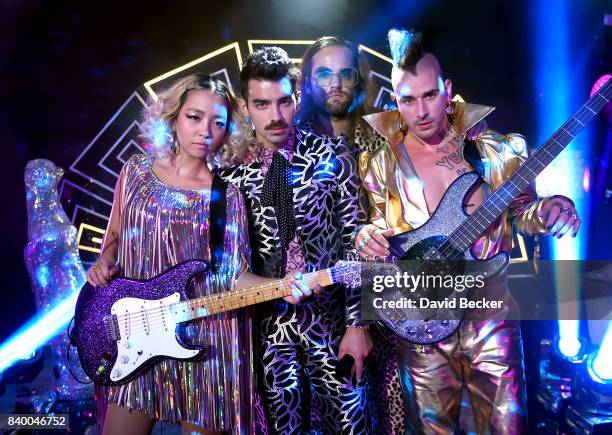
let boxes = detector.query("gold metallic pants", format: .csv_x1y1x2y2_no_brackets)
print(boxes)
396,314,527,435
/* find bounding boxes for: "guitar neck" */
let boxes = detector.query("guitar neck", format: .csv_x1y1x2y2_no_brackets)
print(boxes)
169,268,335,323
448,78,611,253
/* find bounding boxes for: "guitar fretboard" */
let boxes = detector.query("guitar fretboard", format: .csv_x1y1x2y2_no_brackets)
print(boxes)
167,265,357,323
444,78,611,254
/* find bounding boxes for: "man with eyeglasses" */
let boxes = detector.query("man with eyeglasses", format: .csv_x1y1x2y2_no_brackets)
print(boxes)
297,36,388,155
297,36,406,434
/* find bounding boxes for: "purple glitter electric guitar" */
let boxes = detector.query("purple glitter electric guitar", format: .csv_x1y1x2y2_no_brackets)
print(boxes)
72,259,361,386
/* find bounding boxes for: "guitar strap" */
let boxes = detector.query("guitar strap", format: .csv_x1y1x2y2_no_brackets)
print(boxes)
463,139,486,178
210,176,228,273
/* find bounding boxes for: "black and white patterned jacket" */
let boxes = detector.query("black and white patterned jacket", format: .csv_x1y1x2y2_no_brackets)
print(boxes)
218,127,365,326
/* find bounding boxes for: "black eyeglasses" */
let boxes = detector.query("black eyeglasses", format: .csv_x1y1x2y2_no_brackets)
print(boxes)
312,67,359,88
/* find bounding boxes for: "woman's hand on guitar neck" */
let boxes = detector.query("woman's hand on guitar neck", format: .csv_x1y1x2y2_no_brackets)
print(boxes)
86,256,120,287
355,225,395,260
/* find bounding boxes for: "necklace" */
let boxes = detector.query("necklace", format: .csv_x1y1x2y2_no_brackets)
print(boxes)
408,124,459,150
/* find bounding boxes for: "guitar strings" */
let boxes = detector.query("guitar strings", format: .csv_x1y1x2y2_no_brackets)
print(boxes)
437,97,599,264
378,88,610,328
109,266,360,337
111,267,359,336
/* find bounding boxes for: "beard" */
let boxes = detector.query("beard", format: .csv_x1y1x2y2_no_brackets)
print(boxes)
315,91,353,117
324,98,352,116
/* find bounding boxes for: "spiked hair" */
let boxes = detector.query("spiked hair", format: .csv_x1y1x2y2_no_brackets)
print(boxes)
387,28,425,74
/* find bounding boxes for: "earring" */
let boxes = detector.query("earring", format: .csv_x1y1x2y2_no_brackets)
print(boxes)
397,113,408,135
445,98,455,115
171,132,179,155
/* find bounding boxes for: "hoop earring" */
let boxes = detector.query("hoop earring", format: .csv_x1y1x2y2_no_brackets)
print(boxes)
397,113,408,135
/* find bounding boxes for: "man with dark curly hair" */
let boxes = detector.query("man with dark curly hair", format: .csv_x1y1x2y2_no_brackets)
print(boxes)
219,46,370,434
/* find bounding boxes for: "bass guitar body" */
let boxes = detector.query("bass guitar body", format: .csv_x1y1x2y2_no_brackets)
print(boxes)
382,172,508,344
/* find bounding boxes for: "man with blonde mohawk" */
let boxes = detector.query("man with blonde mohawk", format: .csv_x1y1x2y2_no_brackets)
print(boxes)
355,29,580,434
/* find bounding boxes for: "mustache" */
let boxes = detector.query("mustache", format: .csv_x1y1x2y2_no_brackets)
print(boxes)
326,90,350,98
265,120,288,130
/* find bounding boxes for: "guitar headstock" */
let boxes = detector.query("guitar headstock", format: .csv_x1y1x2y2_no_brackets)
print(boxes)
332,261,362,288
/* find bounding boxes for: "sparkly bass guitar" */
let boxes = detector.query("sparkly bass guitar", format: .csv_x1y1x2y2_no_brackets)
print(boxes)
72,259,360,386
376,77,611,345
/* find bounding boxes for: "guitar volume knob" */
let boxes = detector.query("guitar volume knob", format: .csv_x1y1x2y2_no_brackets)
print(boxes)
120,355,129,364
112,369,122,379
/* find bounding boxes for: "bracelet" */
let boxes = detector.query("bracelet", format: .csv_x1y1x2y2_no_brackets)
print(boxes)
349,226,364,247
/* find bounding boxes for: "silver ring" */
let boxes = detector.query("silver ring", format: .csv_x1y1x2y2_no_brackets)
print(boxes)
362,233,372,245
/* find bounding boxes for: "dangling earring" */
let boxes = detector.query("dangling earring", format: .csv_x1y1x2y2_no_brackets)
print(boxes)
445,98,455,115
171,131,179,156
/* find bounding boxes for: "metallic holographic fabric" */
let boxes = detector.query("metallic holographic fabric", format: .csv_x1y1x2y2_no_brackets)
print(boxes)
219,129,368,434
23,159,93,401
360,102,546,434
103,154,255,433
397,314,527,434
361,103,550,256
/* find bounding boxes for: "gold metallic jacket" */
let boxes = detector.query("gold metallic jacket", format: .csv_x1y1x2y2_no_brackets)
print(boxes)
360,102,550,259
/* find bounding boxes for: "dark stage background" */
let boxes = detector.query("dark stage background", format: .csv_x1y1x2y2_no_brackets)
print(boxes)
0,0,610,428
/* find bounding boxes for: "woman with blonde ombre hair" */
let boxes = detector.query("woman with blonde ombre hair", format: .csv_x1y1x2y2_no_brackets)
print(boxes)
86,73,313,435
141,73,252,167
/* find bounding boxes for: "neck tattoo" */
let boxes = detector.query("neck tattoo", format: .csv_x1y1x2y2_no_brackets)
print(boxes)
409,124,457,149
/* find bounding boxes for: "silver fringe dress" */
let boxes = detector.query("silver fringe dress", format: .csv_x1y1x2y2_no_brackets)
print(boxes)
102,154,255,433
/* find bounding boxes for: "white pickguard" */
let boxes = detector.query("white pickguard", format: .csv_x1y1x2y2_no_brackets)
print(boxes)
109,292,199,382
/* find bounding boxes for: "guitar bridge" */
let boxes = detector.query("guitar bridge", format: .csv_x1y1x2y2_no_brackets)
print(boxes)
104,314,120,342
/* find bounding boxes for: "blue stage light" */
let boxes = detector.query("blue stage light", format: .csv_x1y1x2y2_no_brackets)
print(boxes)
531,0,593,359
557,334,582,359
588,324,612,384
0,292,79,374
